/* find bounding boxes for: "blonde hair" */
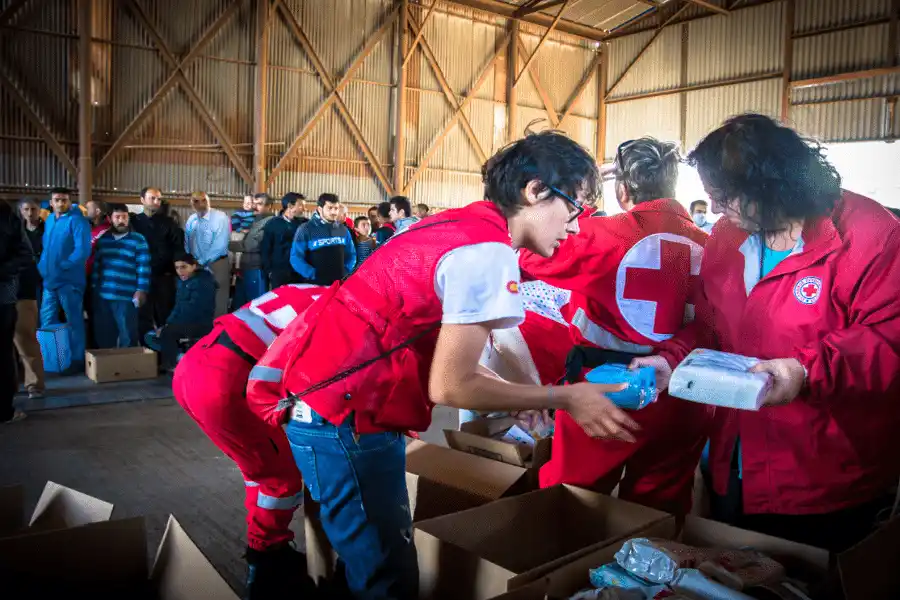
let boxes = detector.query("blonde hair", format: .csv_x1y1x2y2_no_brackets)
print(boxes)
190,191,208,201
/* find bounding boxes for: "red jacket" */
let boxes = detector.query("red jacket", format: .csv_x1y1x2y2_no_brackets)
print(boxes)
521,199,707,354
216,284,326,361
658,191,900,514
246,201,513,433
86,220,110,275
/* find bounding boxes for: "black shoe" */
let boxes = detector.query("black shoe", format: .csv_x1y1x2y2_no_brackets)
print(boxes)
245,545,317,600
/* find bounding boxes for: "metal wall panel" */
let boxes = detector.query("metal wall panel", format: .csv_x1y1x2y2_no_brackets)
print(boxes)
94,148,246,196
269,157,386,202
605,26,681,98
794,0,890,32
520,33,600,118
604,95,681,160
404,166,483,209
791,98,888,142
686,2,783,84
685,78,781,149
558,115,598,158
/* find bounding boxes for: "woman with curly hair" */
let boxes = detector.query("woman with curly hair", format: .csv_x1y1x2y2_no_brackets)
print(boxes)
634,113,900,552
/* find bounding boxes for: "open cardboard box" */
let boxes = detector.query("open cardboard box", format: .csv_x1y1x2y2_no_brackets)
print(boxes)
0,481,238,599
415,484,672,600
306,440,535,584
530,514,899,600
444,416,553,488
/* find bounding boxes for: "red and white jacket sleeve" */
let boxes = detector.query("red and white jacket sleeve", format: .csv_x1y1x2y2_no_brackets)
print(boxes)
519,227,606,293
795,233,900,403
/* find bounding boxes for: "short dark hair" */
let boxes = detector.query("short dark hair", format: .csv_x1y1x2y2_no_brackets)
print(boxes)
253,193,272,204
482,130,599,217
317,193,339,207
389,196,412,218
140,187,160,199
416,203,429,213
376,201,391,219
688,113,841,232
354,215,369,228
614,137,679,204
50,187,70,197
109,203,128,214
174,252,199,266
18,198,38,209
281,192,305,211
689,200,708,213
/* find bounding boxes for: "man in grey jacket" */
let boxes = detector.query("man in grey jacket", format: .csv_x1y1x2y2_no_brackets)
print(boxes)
238,193,275,304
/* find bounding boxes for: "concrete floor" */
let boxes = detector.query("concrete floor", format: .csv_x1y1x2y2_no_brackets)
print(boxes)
0,383,458,596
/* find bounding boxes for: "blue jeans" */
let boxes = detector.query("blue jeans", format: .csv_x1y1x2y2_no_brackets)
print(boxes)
40,284,85,364
94,297,139,348
285,410,417,600
243,269,268,301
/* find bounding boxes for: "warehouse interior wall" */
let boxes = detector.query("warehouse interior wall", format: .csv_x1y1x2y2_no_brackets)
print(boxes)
0,0,897,210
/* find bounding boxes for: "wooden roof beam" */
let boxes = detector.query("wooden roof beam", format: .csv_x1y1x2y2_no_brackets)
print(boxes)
442,0,606,41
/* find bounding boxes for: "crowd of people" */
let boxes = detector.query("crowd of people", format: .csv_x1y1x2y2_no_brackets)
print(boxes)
0,184,431,424
2,113,898,600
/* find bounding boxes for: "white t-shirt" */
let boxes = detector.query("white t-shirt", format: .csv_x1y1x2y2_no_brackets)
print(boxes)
434,242,524,329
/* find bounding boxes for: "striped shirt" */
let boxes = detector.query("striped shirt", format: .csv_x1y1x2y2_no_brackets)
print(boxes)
231,210,255,233
91,230,151,301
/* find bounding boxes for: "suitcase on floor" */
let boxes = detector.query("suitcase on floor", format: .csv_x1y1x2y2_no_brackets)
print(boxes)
37,323,72,373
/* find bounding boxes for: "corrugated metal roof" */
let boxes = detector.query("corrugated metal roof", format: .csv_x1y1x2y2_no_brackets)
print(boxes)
791,97,888,142
684,78,781,149
488,0,662,33
794,0,890,32
605,25,681,98
519,32,600,117
604,94,681,160
686,1,782,84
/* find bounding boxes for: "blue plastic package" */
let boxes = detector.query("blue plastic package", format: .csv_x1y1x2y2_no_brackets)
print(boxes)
584,364,657,410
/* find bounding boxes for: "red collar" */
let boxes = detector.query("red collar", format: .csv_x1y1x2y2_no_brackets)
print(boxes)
630,198,692,220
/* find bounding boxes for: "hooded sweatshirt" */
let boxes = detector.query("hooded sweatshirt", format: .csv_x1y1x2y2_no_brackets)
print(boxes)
38,205,91,290
166,269,217,328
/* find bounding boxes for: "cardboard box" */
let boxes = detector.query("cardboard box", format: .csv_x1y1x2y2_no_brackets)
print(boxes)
306,440,534,585
415,485,672,599
444,417,553,487
0,481,239,599
86,347,158,383
539,515,900,600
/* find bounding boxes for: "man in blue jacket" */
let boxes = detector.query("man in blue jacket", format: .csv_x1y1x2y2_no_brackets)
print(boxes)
289,193,356,286
38,188,91,373
261,192,308,289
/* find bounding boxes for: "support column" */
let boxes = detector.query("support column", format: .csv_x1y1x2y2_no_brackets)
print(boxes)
507,21,519,143
596,47,606,164
77,0,92,203
781,0,795,121
254,0,270,193
679,24,689,150
394,0,408,194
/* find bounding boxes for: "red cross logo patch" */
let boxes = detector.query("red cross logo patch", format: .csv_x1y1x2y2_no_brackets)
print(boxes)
793,276,822,305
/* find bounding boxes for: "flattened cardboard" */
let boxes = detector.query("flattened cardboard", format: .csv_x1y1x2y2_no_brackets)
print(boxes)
28,480,114,532
486,578,548,599
86,347,158,383
0,485,25,536
151,515,241,600
415,485,671,600
307,441,532,584
838,515,900,600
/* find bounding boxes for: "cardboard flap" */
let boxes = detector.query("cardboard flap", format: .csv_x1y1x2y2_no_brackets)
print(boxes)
488,579,550,600
0,517,148,583
406,440,527,500
0,485,25,536
445,419,533,467
29,481,114,532
416,486,670,576
682,516,829,576
151,515,240,600
838,516,900,600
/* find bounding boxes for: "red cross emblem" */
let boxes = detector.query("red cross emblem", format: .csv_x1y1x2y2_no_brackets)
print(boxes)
793,276,822,305
622,239,699,336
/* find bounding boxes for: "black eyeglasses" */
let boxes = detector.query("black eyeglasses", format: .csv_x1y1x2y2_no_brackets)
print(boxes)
547,185,584,223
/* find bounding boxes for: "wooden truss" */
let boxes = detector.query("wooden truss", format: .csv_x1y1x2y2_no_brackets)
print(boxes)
265,0,398,195
96,0,252,184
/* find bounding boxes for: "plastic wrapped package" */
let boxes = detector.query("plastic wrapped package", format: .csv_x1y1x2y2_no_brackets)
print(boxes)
698,549,785,590
669,349,772,410
585,365,657,410
671,568,756,600
614,538,682,584
569,589,645,600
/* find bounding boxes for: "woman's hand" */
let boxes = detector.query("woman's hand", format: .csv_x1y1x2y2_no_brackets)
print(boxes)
751,358,806,406
560,383,639,442
629,355,673,391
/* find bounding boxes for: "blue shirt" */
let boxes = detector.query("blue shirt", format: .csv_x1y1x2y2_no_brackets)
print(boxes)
761,245,793,277
231,210,255,233
38,206,91,290
91,231,151,301
185,209,230,267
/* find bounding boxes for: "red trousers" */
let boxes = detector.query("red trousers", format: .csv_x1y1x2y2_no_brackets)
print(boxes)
172,329,304,550
540,394,714,515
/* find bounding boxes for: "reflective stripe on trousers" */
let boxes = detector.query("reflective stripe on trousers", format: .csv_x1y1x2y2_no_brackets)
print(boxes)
257,491,304,510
